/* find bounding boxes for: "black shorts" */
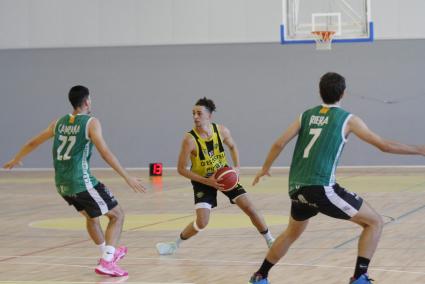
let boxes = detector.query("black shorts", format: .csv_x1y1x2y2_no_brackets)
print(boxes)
290,183,363,221
61,182,118,218
191,180,247,209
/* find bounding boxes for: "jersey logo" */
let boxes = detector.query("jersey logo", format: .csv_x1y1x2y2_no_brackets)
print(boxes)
296,194,318,208
298,194,308,204
59,185,66,194
319,107,329,114
69,115,75,124
196,192,204,199
208,150,214,157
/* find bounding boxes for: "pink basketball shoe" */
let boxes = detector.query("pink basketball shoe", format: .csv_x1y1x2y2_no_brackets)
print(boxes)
95,258,128,277
113,246,128,262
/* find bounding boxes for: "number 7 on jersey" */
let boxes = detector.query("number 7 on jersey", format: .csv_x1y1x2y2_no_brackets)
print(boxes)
303,128,322,158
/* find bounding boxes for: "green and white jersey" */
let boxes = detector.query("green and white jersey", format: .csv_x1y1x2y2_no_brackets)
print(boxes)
288,105,352,195
53,114,98,196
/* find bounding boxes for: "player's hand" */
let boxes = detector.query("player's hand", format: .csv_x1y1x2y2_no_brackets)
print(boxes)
252,168,271,186
2,158,23,170
233,166,240,177
418,145,425,156
125,176,147,193
206,175,224,191
233,166,241,182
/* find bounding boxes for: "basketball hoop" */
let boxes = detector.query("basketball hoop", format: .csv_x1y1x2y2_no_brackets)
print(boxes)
311,31,336,50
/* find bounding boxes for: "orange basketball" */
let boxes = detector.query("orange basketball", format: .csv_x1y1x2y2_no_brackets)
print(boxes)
214,166,238,191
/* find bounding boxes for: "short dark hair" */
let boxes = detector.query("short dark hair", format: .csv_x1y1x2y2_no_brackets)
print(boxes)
319,72,346,104
195,97,216,113
68,85,89,109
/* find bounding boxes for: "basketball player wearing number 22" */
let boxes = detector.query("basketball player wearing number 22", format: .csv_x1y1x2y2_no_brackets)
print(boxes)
155,97,275,256
2,86,146,277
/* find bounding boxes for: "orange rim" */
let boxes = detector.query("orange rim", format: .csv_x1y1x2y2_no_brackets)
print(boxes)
312,31,336,41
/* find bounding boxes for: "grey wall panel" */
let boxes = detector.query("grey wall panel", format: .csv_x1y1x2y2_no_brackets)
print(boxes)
1,40,425,168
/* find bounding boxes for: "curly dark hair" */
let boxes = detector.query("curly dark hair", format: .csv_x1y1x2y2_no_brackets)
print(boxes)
195,97,216,113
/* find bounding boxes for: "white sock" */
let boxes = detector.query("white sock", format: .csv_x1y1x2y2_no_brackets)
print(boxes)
102,245,116,262
262,229,274,242
98,242,106,254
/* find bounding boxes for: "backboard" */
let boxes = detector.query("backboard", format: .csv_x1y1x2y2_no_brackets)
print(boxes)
281,0,373,44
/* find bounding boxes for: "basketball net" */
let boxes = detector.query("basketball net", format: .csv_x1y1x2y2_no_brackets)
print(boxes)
311,31,336,50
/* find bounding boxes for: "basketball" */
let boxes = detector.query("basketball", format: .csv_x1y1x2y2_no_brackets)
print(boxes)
214,166,238,191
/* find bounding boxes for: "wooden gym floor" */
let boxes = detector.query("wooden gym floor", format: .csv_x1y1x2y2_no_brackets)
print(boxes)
1,167,425,284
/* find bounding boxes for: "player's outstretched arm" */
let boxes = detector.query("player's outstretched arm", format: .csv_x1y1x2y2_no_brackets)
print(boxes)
3,121,55,169
177,133,224,190
253,118,301,186
348,115,425,156
88,118,146,193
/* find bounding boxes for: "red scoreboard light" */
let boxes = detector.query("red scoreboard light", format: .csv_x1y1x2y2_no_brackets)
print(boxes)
149,163,163,176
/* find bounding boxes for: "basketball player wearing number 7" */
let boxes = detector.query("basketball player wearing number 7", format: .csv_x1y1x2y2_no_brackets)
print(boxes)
248,72,425,284
156,97,274,255
3,86,146,277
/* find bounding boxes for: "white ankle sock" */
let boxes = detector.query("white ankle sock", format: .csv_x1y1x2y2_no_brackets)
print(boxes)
102,245,116,262
262,229,274,242
98,242,106,254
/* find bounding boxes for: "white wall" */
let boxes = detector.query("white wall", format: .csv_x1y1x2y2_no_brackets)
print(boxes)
0,0,424,49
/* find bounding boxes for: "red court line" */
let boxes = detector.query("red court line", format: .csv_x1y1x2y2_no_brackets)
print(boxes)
0,238,89,263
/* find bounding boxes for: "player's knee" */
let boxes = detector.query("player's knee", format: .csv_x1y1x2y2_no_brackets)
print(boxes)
193,220,207,231
286,228,303,241
362,213,383,233
244,204,257,215
373,214,384,232
117,211,125,223
107,206,125,223
86,216,100,225
238,201,257,216
284,223,305,241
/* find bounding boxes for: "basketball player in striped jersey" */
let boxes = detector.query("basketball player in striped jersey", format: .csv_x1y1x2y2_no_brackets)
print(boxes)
3,86,146,277
248,73,425,284
156,97,274,255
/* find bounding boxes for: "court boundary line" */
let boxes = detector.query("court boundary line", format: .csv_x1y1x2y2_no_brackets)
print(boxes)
2,256,425,276
2,165,425,172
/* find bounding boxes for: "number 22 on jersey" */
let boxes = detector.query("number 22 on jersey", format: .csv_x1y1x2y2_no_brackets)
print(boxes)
57,135,76,160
